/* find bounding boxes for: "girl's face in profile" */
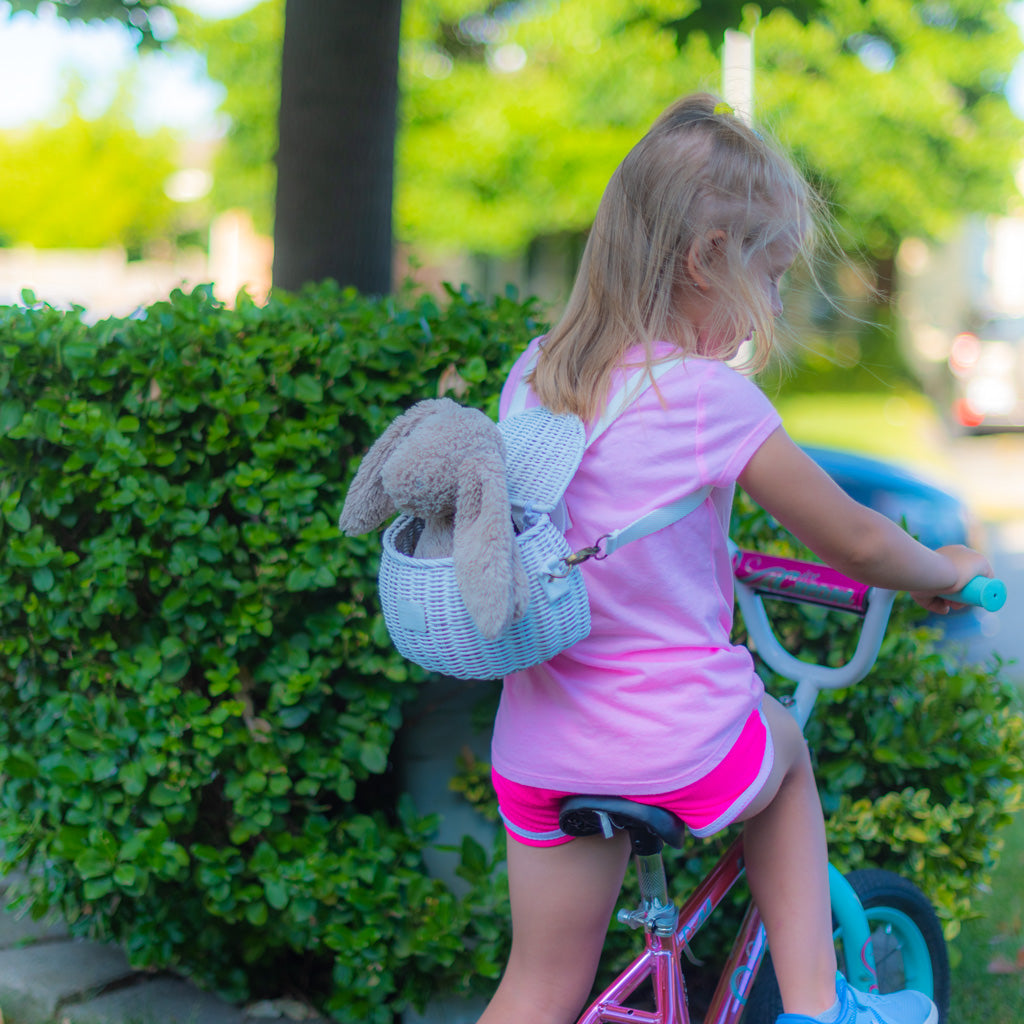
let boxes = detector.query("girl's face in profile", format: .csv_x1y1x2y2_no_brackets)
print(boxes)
751,234,799,321
685,230,799,359
679,228,798,360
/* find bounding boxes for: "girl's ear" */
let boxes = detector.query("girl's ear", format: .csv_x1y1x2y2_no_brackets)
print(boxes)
686,229,727,290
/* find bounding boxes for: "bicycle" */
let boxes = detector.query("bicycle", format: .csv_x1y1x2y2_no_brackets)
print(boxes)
557,547,1006,1024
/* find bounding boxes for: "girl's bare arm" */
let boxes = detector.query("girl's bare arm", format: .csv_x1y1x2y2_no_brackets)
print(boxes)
737,427,991,611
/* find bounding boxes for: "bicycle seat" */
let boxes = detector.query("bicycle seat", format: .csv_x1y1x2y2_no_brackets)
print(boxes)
559,796,686,855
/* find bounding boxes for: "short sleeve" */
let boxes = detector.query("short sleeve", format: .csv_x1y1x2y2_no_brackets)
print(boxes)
688,360,781,487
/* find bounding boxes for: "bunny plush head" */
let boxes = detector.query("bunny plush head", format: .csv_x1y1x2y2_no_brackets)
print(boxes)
339,398,530,640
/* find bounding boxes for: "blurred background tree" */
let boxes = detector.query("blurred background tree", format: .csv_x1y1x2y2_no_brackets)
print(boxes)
755,1,1021,298
176,0,281,238
178,0,1020,295
4,0,1022,301
0,99,179,252
399,0,1021,267
7,0,402,292
6,0,177,46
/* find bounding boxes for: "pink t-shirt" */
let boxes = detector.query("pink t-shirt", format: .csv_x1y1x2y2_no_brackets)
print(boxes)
492,339,782,794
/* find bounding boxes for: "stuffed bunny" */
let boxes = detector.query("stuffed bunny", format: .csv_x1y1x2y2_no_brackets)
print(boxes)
339,398,530,640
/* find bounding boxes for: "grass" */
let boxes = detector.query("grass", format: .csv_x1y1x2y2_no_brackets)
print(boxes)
949,812,1024,1020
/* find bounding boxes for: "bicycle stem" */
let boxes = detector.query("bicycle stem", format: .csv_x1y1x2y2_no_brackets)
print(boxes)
730,547,898,728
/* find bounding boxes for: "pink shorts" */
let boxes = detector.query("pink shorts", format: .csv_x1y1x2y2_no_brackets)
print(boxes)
493,707,774,847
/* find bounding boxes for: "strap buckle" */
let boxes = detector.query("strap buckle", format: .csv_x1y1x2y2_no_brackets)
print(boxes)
547,535,610,579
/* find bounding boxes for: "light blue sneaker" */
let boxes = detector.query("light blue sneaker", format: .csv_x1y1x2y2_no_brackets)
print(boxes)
776,972,938,1024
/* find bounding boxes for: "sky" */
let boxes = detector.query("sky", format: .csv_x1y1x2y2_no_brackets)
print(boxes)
0,0,258,135
0,1,1023,137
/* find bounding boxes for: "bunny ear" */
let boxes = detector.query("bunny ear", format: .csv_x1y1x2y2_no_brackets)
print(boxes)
339,400,444,535
452,452,520,640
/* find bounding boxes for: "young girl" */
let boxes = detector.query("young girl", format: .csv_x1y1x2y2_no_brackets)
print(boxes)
481,93,990,1024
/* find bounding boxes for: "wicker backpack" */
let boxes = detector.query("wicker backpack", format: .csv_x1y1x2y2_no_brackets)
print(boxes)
372,355,710,679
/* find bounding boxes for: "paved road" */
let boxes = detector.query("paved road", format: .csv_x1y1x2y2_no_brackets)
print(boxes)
945,433,1024,679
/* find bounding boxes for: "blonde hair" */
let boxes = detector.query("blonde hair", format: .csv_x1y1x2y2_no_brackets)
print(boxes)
531,93,817,419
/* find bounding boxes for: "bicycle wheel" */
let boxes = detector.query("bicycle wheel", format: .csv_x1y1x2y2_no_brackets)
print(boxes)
742,869,950,1024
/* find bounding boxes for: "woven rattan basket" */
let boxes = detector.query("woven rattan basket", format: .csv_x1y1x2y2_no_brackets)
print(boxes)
379,508,590,679
370,374,703,678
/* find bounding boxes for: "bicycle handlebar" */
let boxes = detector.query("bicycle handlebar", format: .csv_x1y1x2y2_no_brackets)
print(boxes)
732,550,1004,614
732,551,872,613
730,543,1007,727
942,576,1006,611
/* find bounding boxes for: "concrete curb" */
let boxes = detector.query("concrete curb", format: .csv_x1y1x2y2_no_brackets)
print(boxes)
0,879,326,1024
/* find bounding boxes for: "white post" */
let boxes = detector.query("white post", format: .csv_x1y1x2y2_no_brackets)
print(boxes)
723,29,754,123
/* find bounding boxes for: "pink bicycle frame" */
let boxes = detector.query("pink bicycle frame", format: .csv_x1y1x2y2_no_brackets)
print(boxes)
577,835,765,1024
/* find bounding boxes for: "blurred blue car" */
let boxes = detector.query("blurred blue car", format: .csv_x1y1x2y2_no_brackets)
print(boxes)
803,445,982,640
803,445,972,551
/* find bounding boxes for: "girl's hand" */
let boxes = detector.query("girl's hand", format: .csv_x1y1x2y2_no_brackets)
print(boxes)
909,544,993,614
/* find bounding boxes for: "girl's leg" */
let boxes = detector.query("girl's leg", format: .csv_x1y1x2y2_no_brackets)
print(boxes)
478,831,631,1024
738,695,838,1017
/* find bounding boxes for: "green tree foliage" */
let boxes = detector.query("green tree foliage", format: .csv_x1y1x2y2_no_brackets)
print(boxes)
175,1,283,236
402,0,1021,261
398,0,718,253
754,0,1022,259
177,0,1021,265
11,0,402,292
10,2,1020,276
0,103,180,250
7,0,174,47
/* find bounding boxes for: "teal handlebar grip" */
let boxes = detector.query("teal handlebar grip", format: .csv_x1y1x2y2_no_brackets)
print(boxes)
942,576,1006,612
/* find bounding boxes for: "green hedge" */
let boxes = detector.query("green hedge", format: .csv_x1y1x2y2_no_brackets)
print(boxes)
0,283,531,1020
0,283,1020,1020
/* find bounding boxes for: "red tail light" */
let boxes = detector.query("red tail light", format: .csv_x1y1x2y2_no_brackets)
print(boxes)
954,398,985,428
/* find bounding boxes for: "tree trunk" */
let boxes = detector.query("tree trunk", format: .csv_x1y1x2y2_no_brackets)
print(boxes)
272,0,401,294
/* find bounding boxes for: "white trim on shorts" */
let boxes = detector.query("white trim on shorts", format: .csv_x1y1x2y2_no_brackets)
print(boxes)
499,807,569,844
686,708,775,838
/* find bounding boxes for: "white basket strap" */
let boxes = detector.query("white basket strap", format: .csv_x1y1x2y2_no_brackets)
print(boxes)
504,346,542,417
586,358,681,447
505,347,681,435
601,485,713,557
503,346,700,559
